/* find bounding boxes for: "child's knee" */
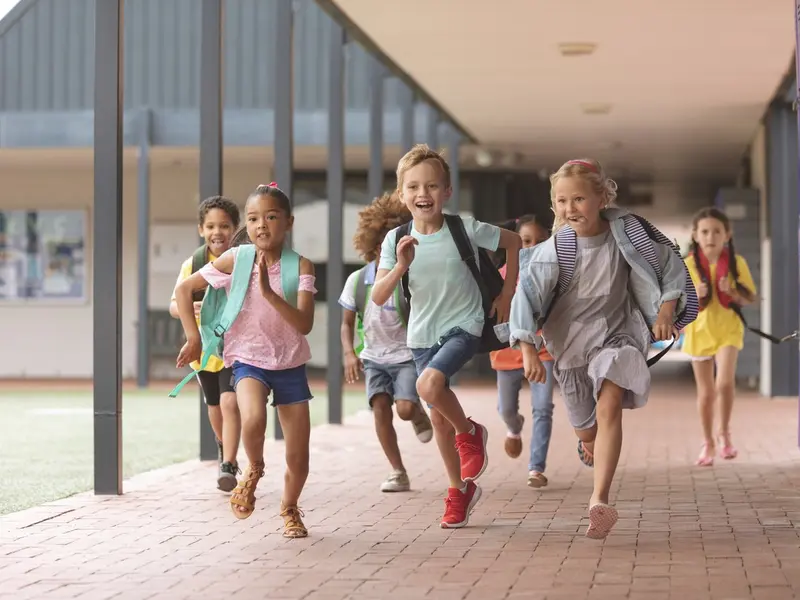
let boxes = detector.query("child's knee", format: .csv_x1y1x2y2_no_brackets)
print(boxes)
285,448,309,475
416,369,445,400
697,389,714,406
394,400,416,421
371,394,393,419
715,380,734,397
220,392,238,413
574,425,597,443
430,408,453,433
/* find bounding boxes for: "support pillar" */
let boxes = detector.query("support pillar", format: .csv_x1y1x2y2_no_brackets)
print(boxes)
93,0,124,495
198,0,223,460
794,0,800,443
136,108,152,389
400,83,415,154
368,57,385,201
273,0,295,440
327,17,346,426
447,124,461,214
425,105,439,150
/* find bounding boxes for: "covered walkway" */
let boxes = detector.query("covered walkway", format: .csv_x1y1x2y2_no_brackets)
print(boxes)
3,371,800,600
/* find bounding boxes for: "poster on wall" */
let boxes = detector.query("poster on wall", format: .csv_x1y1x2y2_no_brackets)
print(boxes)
0,210,87,302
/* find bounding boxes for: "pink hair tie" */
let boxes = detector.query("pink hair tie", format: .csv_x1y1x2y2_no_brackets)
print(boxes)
566,159,598,173
269,181,277,187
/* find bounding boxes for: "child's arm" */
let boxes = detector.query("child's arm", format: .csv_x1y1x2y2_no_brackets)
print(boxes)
372,229,413,306
340,308,363,383
508,247,556,350
726,255,757,306
169,258,199,319
493,228,522,323
261,256,316,335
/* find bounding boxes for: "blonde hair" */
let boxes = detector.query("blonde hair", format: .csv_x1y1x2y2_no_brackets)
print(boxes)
353,191,412,262
396,143,451,189
549,158,618,232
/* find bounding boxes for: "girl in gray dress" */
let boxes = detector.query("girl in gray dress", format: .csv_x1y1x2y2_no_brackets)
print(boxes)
508,158,698,539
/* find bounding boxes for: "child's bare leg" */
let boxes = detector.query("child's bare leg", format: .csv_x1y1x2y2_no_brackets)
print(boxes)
714,347,738,437
372,394,404,471
220,391,240,464
590,379,623,506
692,358,716,457
207,404,224,444
277,402,311,508
230,378,268,517
430,407,462,488
417,369,471,433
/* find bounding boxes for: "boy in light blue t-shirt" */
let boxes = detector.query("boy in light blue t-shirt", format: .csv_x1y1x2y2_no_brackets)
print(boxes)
372,144,522,529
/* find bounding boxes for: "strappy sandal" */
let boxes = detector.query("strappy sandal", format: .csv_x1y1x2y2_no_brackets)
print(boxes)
280,503,308,539
696,442,714,467
717,432,738,460
229,461,265,520
577,440,594,467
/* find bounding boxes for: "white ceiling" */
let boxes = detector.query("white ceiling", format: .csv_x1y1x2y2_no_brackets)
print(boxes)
335,0,795,182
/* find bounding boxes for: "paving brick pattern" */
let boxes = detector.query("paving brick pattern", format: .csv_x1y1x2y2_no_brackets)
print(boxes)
2,373,800,600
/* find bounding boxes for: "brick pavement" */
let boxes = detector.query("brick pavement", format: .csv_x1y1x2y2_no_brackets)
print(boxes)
2,369,800,600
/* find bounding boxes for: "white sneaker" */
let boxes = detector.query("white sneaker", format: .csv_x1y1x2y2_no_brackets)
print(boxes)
380,469,411,492
411,408,434,443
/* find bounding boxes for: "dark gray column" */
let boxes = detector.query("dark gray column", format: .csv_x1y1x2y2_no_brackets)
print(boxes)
766,101,799,397
136,108,152,389
400,83,415,155
368,57,385,201
273,0,294,440
447,124,461,214
327,17,346,426
794,0,800,443
198,0,223,460
93,0,124,495
425,104,439,150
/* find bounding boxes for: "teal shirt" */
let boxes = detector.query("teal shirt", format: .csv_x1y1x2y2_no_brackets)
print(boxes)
378,215,501,349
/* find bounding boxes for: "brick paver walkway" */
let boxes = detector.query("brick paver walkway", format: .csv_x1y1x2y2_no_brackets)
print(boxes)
2,370,800,600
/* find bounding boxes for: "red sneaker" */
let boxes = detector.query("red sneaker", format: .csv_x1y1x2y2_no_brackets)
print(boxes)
455,419,488,482
440,481,482,529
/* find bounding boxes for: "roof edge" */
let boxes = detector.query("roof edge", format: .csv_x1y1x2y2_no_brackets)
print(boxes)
0,0,38,39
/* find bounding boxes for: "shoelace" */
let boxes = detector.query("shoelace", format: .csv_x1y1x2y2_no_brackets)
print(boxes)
280,506,305,528
455,439,481,454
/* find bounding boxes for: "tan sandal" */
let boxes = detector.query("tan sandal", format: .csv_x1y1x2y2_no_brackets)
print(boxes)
280,503,308,538
229,461,264,520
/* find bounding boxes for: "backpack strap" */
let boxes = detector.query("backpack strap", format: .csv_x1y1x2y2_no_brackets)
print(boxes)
190,245,208,302
443,214,487,308
541,228,576,326
394,284,409,327
280,248,301,307
353,264,369,318
394,222,413,307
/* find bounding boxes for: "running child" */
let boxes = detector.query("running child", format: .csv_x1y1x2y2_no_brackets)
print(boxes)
339,191,434,493
169,195,242,492
174,183,315,538
372,144,522,528
490,214,555,489
682,207,756,466
509,158,698,539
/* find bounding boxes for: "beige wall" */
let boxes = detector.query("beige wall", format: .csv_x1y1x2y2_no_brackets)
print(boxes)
0,150,275,378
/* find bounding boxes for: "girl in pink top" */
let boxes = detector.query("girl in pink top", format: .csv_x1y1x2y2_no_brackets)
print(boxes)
174,184,316,538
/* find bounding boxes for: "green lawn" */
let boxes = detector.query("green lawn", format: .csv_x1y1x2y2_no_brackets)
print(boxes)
0,386,364,515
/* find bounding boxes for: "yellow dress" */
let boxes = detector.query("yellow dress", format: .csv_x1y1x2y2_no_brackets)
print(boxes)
682,254,756,358
171,250,225,372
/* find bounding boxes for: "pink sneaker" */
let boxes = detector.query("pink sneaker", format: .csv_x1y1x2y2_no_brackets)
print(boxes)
455,419,488,482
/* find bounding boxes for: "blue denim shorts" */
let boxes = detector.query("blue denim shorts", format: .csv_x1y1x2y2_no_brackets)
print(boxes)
411,326,480,387
362,358,420,406
231,362,312,406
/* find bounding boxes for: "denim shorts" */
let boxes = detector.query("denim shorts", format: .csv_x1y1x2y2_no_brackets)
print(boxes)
411,326,480,387
231,362,312,407
362,358,420,407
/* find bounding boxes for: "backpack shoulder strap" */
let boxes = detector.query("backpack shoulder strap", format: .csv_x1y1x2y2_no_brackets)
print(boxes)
280,248,301,307
622,214,662,280
353,265,368,317
191,244,208,274
444,214,485,302
394,284,409,327
541,228,576,325
394,222,413,306
216,245,256,335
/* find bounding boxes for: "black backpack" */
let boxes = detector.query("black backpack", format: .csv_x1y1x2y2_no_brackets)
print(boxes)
394,214,508,354
190,244,209,303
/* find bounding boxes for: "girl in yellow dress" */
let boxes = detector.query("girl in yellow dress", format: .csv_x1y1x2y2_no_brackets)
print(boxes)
683,207,756,467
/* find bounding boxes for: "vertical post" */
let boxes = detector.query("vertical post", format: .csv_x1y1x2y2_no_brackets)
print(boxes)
400,84,415,154
93,0,124,495
198,0,223,460
273,0,294,440
368,57,384,201
136,108,152,389
327,17,346,426
794,0,800,444
448,125,461,215
425,104,439,150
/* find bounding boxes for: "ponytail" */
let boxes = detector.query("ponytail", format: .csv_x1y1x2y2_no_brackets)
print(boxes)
691,239,711,309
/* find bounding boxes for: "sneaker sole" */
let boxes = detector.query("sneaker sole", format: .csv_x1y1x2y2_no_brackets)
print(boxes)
217,474,237,493
462,424,489,483
381,486,411,493
441,484,483,529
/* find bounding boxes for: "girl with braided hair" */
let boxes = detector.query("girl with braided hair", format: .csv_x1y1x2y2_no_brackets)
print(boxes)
683,207,756,467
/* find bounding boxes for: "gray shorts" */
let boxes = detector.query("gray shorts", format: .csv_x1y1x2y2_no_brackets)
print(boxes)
362,358,420,407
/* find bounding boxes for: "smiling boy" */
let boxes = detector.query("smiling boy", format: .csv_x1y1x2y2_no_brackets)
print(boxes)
371,144,522,528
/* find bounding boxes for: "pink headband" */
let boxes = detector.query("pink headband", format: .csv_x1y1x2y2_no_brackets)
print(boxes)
566,160,598,173
258,182,278,187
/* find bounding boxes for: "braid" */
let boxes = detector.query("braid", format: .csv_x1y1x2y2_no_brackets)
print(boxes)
692,239,711,309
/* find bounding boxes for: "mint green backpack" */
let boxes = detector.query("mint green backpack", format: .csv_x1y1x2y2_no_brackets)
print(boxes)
168,244,301,397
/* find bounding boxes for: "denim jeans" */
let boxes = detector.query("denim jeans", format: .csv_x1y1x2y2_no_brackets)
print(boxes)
496,361,555,473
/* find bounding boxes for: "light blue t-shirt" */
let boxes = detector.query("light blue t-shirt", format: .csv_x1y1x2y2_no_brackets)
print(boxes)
378,215,501,349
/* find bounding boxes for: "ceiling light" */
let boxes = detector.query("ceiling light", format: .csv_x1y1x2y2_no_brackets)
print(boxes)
581,103,612,115
475,149,493,167
558,43,596,57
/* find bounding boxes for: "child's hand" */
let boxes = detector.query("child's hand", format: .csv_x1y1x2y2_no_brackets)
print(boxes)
258,253,275,299
396,235,418,271
490,289,513,324
695,281,709,298
522,344,547,384
177,336,201,368
344,352,363,384
718,277,731,294
193,301,203,318
652,313,674,342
